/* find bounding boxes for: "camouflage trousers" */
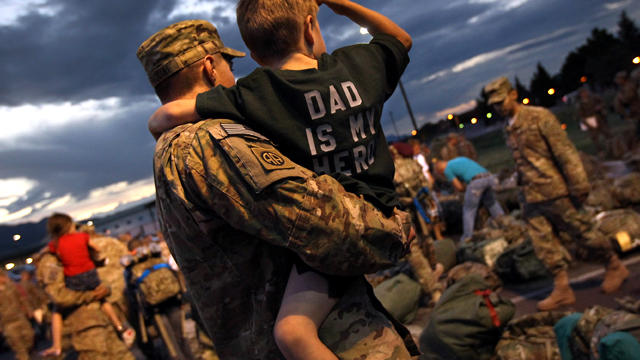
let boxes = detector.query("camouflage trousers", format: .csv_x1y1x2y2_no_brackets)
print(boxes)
523,197,613,275
74,325,135,360
319,277,418,359
2,319,34,360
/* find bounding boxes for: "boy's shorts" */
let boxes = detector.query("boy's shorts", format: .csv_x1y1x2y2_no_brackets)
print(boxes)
293,257,355,299
65,268,101,291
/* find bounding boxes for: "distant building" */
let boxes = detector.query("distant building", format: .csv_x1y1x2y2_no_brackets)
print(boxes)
92,199,159,237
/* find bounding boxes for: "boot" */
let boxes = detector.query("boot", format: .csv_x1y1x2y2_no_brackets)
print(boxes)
537,270,575,311
601,255,629,294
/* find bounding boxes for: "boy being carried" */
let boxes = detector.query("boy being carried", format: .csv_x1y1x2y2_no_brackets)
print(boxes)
149,1,417,358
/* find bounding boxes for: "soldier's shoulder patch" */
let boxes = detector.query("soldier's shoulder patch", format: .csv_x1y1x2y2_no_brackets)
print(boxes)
206,121,308,193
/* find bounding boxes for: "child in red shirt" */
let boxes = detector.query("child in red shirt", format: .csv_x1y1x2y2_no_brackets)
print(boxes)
41,213,133,356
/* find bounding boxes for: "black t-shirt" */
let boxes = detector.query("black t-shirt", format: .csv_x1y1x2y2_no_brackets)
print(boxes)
196,34,409,215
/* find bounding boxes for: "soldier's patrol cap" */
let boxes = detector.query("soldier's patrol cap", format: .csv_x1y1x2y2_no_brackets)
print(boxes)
484,76,513,105
137,20,245,87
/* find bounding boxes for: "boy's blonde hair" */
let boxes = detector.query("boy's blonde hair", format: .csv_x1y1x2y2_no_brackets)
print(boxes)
237,0,319,63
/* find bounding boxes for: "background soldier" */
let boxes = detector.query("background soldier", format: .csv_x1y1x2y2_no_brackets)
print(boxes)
439,133,478,161
35,251,134,359
576,86,611,156
137,20,417,358
614,70,640,141
0,270,34,360
485,76,629,311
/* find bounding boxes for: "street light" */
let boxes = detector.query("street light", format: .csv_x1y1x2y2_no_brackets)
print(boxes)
522,98,530,105
459,124,464,129
633,56,640,64
5,263,15,270
12,234,21,242
471,118,478,124
25,258,33,265
447,114,454,120
87,220,94,226
580,76,587,83
411,130,417,136
486,113,492,119
548,88,556,95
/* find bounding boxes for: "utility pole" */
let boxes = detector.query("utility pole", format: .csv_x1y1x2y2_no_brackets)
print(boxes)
398,80,418,132
389,111,400,137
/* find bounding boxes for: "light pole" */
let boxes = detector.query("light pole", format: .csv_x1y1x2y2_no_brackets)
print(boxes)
398,80,418,132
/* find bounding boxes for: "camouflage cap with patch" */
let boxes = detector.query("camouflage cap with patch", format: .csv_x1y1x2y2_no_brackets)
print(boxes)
484,76,513,105
137,20,245,87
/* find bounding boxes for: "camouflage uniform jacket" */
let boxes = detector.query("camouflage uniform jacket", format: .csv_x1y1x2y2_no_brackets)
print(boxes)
153,119,416,359
393,156,429,200
505,105,590,203
36,253,134,360
0,279,31,330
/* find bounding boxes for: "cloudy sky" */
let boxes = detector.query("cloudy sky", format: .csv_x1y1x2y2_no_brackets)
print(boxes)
1,0,639,225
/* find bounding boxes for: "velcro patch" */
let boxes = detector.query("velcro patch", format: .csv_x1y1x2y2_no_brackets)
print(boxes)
250,146,295,171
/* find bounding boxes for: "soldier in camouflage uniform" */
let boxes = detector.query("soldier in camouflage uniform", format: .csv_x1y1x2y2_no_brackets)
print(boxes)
576,87,611,156
439,133,477,161
35,252,134,360
0,270,34,360
614,70,640,140
137,20,417,359
390,144,443,301
485,77,629,311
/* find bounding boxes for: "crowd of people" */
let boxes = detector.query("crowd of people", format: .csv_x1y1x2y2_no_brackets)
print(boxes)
1,0,640,359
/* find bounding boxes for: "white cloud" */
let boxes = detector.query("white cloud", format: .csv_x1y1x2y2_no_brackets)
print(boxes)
467,0,530,24
435,99,478,118
0,96,158,146
604,0,632,11
0,206,33,223
0,0,62,27
0,178,37,207
167,0,236,23
0,177,157,225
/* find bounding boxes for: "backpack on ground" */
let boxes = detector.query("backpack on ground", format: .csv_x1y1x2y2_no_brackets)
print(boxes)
373,273,422,324
131,257,182,306
494,239,550,283
419,274,515,360
495,311,570,360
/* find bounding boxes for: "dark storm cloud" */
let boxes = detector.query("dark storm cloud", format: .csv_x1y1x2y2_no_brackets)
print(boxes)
0,96,158,212
1,0,639,223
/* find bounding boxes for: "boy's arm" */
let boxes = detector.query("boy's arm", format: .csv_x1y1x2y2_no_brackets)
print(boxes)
148,99,200,139
319,0,412,50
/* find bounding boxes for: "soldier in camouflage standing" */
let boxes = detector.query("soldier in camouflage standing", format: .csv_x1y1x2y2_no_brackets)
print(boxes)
576,86,611,156
484,77,629,311
35,252,134,359
137,20,417,359
614,70,640,141
390,144,444,302
0,270,34,360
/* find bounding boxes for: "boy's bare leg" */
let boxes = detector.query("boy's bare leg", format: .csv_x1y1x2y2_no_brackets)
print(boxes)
274,264,339,360
101,302,123,330
41,312,62,356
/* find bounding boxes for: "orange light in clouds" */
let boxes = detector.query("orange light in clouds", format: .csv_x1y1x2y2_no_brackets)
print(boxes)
580,76,587,83
548,88,555,95
522,98,530,105
561,123,567,130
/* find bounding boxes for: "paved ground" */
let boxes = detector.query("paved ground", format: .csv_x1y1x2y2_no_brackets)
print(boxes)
405,249,640,342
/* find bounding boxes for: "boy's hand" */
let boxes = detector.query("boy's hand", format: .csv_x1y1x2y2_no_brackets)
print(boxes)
148,99,199,140
315,0,411,50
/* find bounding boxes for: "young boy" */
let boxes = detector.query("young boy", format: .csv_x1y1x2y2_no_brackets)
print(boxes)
149,1,412,358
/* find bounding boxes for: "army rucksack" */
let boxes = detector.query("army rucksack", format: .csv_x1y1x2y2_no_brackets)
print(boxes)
569,306,640,360
457,237,510,269
494,239,550,283
433,238,457,272
495,311,570,360
585,209,640,254
131,257,181,306
373,273,422,324
420,274,515,360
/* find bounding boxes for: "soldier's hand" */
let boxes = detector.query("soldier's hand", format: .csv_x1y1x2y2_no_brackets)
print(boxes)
92,284,111,301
